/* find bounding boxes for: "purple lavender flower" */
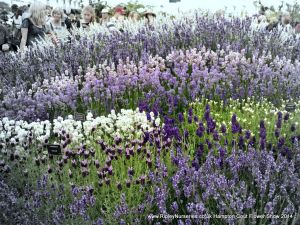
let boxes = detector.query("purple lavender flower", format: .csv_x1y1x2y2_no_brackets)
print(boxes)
277,137,285,148
178,112,184,123
220,124,227,134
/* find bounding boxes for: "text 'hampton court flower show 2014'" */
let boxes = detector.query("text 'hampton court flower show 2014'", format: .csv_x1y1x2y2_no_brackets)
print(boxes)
0,0,300,225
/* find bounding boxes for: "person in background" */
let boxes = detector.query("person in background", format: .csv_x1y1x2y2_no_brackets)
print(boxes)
0,23,10,52
80,5,95,29
280,12,291,26
20,2,48,50
67,13,78,29
21,5,30,20
113,6,126,22
46,7,68,44
100,7,110,25
295,22,300,34
144,11,156,25
128,11,140,22
64,10,73,31
10,4,22,51
75,13,81,28
11,4,21,29
45,5,53,23
0,11,9,24
101,8,119,32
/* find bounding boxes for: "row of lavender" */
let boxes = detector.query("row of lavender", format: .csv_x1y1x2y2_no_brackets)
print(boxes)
1,47,299,121
1,11,300,225
0,13,300,93
1,99,299,224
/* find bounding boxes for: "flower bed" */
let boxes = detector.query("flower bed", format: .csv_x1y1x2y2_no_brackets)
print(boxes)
0,10,300,225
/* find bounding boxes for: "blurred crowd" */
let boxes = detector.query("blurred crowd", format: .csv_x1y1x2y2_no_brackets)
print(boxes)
0,2,157,52
254,1,300,32
0,1,300,53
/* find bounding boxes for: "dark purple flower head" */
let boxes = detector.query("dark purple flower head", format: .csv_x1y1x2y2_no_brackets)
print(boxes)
105,178,111,185
146,158,152,168
171,202,178,213
57,160,63,168
249,136,256,146
184,129,189,139
140,175,146,185
245,130,251,139
275,129,280,138
219,147,226,158
277,137,285,148
114,136,122,145
206,139,213,149
284,113,289,121
291,135,297,144
259,121,266,140
146,112,151,121
204,110,210,122
220,123,227,134
97,170,103,179
196,143,204,158
192,160,200,171
128,167,135,176
281,146,292,160
259,140,266,150
3,165,11,173
94,160,100,168
126,180,131,188
231,122,241,134
72,159,77,168
213,131,219,141
198,121,205,131
188,107,193,116
94,218,104,225
238,136,245,149
178,112,184,123
276,120,282,129
260,120,265,129
117,147,123,155
82,168,89,177
117,182,122,191
35,157,40,166
108,166,113,175
267,142,273,151
290,124,296,132
277,111,283,119
196,127,203,137
80,159,88,168
98,140,107,150
205,104,210,112
47,165,52,173
87,186,94,195
231,114,237,123
63,155,68,164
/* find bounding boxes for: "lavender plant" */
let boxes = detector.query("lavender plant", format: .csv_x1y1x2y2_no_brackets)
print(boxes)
1,47,300,121
1,103,299,224
1,11,300,94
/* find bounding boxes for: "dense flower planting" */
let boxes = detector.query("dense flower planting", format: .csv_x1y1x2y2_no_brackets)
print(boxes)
0,11,300,225
1,47,300,121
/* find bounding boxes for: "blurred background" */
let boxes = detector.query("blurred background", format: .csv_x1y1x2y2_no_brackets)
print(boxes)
0,0,296,15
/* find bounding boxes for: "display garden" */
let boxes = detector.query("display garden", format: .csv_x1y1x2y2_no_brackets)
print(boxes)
0,11,299,225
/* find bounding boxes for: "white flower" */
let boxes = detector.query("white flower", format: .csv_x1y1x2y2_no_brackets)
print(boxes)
155,118,161,127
